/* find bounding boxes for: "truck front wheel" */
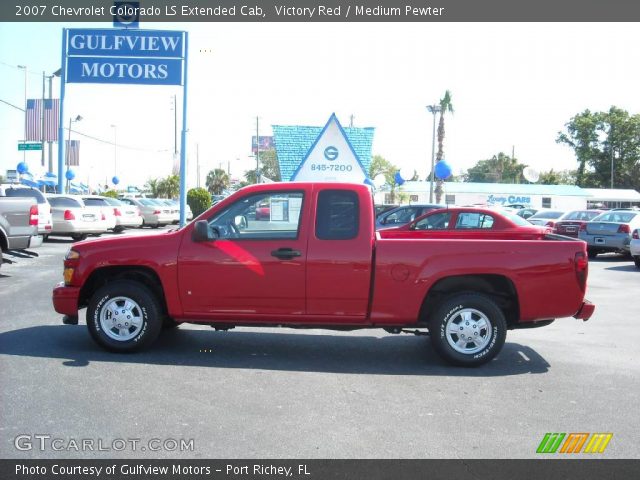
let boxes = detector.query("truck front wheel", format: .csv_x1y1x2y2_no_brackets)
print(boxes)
428,293,507,367
87,280,163,352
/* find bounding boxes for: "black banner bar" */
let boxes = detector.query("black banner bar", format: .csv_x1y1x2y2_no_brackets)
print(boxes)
2,459,640,480
2,0,640,22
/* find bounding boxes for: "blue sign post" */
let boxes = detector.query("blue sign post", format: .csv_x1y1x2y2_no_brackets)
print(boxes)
57,27,189,224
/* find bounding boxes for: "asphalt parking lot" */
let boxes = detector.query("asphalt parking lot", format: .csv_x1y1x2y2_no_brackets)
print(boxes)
0,230,638,459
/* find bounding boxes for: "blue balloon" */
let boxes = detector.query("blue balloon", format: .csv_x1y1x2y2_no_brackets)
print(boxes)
394,171,405,186
65,169,75,180
435,160,453,180
17,162,29,174
112,176,120,185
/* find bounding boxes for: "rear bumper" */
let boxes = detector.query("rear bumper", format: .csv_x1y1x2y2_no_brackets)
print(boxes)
52,282,80,316
29,235,43,248
573,300,595,321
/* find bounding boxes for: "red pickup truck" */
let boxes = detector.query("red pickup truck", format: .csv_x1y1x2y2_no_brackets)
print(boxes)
53,182,594,366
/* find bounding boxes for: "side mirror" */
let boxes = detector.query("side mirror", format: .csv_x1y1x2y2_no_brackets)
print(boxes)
192,220,215,242
234,215,247,230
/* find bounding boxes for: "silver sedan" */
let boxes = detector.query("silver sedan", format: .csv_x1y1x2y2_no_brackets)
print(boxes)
578,210,640,258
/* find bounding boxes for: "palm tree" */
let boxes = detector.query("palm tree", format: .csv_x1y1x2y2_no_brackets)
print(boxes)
435,90,454,203
206,168,230,195
144,178,160,197
158,175,180,198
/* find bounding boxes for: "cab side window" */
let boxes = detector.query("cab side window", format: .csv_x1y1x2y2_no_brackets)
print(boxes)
316,190,359,240
208,191,304,240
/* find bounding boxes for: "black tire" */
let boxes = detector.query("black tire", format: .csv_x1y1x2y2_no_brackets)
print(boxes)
72,233,88,241
151,224,159,229
162,317,181,329
634,257,640,269
113,226,124,233
86,280,163,352
587,248,598,259
428,293,507,367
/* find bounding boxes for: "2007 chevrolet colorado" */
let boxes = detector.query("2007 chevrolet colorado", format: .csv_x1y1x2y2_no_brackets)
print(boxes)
53,182,594,366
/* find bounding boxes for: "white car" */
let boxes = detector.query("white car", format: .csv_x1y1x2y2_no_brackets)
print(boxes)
46,194,109,241
83,195,142,232
81,196,119,231
631,228,640,269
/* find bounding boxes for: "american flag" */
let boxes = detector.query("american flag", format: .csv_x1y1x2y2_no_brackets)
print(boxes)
66,140,80,166
25,99,59,141
43,99,59,141
25,99,41,141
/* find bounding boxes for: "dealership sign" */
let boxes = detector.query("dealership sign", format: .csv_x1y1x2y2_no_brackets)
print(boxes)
65,29,185,85
291,113,368,183
58,26,190,223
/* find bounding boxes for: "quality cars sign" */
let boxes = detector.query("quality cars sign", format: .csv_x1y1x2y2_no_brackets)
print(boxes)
65,29,185,85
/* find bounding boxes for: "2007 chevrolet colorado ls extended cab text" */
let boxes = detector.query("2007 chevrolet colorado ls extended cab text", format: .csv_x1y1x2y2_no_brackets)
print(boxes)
53,182,594,366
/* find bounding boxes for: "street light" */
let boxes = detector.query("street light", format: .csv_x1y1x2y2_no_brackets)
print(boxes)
44,69,61,172
17,65,27,162
65,115,82,192
110,124,117,177
427,104,442,203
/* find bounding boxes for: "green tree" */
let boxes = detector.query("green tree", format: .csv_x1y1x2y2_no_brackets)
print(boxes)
144,178,160,197
157,175,180,198
465,152,526,183
102,190,118,198
557,107,640,190
258,150,281,181
206,168,230,195
435,90,454,203
537,169,577,185
187,187,211,218
366,154,407,203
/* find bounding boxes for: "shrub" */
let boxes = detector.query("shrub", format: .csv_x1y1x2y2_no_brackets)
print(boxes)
103,190,119,198
187,187,211,218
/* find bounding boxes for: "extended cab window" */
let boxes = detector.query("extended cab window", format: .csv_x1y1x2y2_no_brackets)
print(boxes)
456,213,495,229
316,190,359,240
208,191,303,240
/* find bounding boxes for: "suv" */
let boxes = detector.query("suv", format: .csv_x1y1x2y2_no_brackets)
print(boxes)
0,184,53,238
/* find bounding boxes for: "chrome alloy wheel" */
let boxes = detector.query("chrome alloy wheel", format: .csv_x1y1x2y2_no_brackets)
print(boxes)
99,296,144,341
445,308,492,354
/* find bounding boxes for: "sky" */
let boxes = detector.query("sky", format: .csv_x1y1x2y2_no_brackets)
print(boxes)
1,22,640,190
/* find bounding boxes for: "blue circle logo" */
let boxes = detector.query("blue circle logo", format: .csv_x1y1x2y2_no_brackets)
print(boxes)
324,146,339,161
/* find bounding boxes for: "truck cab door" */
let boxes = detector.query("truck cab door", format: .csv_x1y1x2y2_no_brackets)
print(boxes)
177,190,308,317
305,187,373,320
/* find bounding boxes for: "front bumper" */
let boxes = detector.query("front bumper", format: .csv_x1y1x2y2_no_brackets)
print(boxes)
52,282,80,316
573,300,595,321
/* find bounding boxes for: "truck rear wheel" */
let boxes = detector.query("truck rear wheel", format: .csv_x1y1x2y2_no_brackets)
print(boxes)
87,280,163,352
428,293,507,367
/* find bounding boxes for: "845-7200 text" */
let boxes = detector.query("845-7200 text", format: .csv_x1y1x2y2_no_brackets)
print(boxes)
311,164,353,172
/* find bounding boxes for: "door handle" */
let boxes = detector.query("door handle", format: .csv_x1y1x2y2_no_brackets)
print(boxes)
271,248,302,260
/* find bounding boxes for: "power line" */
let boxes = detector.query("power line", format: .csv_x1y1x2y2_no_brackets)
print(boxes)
1,97,170,154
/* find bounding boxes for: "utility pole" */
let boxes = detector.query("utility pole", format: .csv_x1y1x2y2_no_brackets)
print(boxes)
41,71,45,168
196,143,200,188
255,116,260,184
18,65,27,163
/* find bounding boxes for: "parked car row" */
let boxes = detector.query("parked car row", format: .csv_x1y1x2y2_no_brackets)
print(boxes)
3,185,196,243
375,203,640,269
